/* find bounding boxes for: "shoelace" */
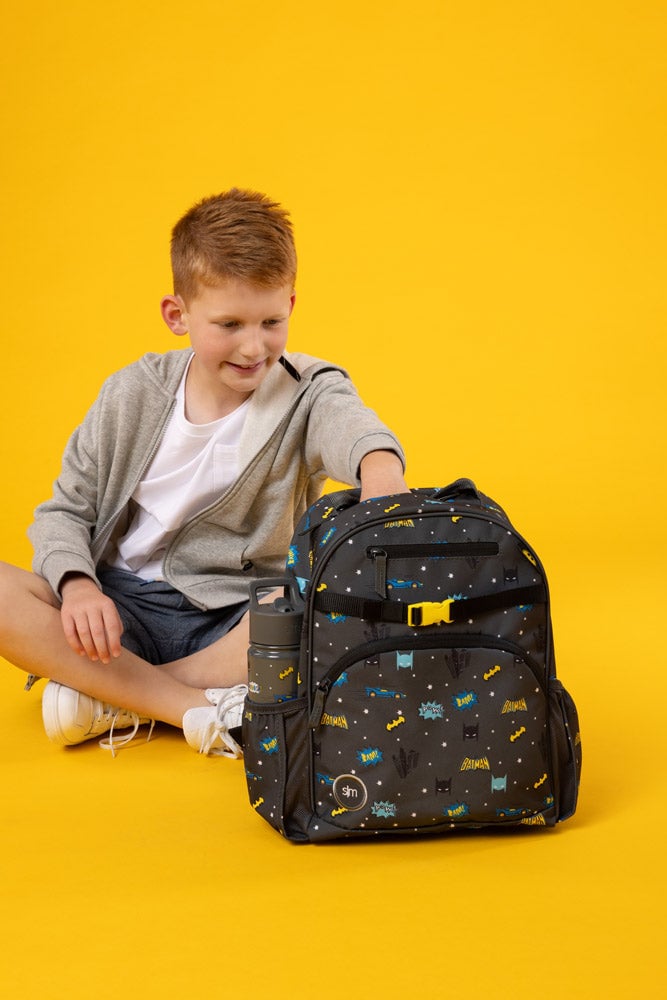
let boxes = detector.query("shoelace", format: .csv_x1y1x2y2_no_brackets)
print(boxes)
198,688,245,758
99,710,156,757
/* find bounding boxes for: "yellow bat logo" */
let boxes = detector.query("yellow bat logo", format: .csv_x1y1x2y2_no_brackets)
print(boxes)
252,797,265,810
534,773,548,789
331,807,348,817
509,726,526,742
384,503,400,513
452,516,461,523
386,715,406,731
484,665,501,681
522,548,537,567
279,666,295,680
316,582,327,592
322,507,334,519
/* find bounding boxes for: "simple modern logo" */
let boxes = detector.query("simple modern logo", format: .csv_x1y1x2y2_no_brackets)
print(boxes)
332,774,368,811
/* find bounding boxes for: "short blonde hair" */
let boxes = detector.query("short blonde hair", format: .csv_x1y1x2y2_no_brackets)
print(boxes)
170,188,297,302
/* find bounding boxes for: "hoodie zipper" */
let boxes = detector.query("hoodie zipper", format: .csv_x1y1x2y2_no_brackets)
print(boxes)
92,397,178,562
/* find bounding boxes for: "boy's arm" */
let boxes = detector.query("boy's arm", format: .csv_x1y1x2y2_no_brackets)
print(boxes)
30,386,124,663
302,367,407,492
359,450,408,501
29,397,103,594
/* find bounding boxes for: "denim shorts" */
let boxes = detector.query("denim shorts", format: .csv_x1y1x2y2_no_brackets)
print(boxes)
97,566,249,665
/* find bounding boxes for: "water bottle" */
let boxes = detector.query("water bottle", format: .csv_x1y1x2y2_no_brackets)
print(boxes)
247,578,304,703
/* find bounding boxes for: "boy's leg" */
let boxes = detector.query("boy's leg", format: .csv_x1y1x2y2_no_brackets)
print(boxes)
157,585,283,689
0,561,211,727
158,612,251,689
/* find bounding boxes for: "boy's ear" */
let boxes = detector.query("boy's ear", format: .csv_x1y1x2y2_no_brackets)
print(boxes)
289,291,296,314
160,294,189,336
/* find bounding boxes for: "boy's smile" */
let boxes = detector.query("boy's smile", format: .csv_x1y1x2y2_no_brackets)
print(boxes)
161,279,295,421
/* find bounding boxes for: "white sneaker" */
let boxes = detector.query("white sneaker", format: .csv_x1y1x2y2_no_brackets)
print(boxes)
182,685,248,758
42,681,154,757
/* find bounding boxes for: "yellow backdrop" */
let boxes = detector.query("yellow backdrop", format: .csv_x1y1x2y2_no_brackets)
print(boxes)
1,2,665,997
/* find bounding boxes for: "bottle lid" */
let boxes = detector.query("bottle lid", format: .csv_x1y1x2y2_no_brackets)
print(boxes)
249,597,303,646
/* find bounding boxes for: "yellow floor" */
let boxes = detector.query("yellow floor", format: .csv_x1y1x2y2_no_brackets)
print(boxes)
1,572,664,999
1,2,665,995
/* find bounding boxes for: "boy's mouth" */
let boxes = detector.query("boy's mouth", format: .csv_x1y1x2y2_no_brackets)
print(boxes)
226,360,265,374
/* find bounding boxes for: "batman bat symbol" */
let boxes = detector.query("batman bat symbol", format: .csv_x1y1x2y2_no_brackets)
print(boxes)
386,716,406,731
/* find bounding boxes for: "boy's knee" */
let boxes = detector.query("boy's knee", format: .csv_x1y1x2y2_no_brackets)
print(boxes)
0,561,57,608
0,560,17,599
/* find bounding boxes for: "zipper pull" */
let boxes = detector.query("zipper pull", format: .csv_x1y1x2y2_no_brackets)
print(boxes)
308,681,331,728
368,547,388,597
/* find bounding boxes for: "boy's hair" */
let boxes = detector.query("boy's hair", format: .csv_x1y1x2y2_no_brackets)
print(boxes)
170,188,297,301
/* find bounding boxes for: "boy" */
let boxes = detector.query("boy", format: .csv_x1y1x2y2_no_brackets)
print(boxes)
0,189,407,756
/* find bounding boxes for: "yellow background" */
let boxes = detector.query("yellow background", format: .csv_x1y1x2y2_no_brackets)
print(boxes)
1,1,665,996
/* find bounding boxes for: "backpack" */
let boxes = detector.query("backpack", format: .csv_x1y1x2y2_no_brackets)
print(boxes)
242,479,582,842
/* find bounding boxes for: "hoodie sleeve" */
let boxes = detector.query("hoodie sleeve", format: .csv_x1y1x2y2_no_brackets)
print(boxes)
303,368,405,486
28,391,105,595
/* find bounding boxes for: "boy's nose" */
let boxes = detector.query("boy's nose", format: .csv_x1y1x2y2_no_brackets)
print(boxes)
238,327,264,360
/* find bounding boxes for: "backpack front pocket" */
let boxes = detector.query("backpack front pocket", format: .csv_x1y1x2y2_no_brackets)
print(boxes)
309,639,557,834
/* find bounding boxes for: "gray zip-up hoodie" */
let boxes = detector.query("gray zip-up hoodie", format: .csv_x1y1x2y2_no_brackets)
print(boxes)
29,349,404,610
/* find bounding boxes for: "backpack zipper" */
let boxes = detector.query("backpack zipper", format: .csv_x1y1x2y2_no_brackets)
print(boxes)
367,541,499,597
305,503,551,711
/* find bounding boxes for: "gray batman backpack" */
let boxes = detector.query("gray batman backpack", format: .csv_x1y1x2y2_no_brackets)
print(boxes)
242,479,581,842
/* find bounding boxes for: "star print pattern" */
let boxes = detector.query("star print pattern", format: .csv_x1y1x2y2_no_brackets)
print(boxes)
243,482,582,841
311,645,552,830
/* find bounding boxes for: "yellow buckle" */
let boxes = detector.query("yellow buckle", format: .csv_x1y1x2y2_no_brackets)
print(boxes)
407,599,455,627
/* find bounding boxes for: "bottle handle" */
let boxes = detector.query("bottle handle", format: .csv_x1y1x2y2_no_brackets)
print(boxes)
249,577,304,612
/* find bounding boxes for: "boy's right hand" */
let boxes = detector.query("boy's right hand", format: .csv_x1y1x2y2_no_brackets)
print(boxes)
59,573,124,664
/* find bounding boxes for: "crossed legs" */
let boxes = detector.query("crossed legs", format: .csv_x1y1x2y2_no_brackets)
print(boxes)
0,561,249,729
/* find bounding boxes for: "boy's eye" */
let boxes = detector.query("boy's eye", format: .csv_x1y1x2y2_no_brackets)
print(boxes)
218,321,240,329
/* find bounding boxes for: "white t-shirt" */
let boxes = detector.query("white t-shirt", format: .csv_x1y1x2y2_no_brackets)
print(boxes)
110,363,250,580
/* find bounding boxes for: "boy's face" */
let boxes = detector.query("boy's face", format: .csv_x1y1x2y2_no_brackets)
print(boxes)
162,278,295,413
